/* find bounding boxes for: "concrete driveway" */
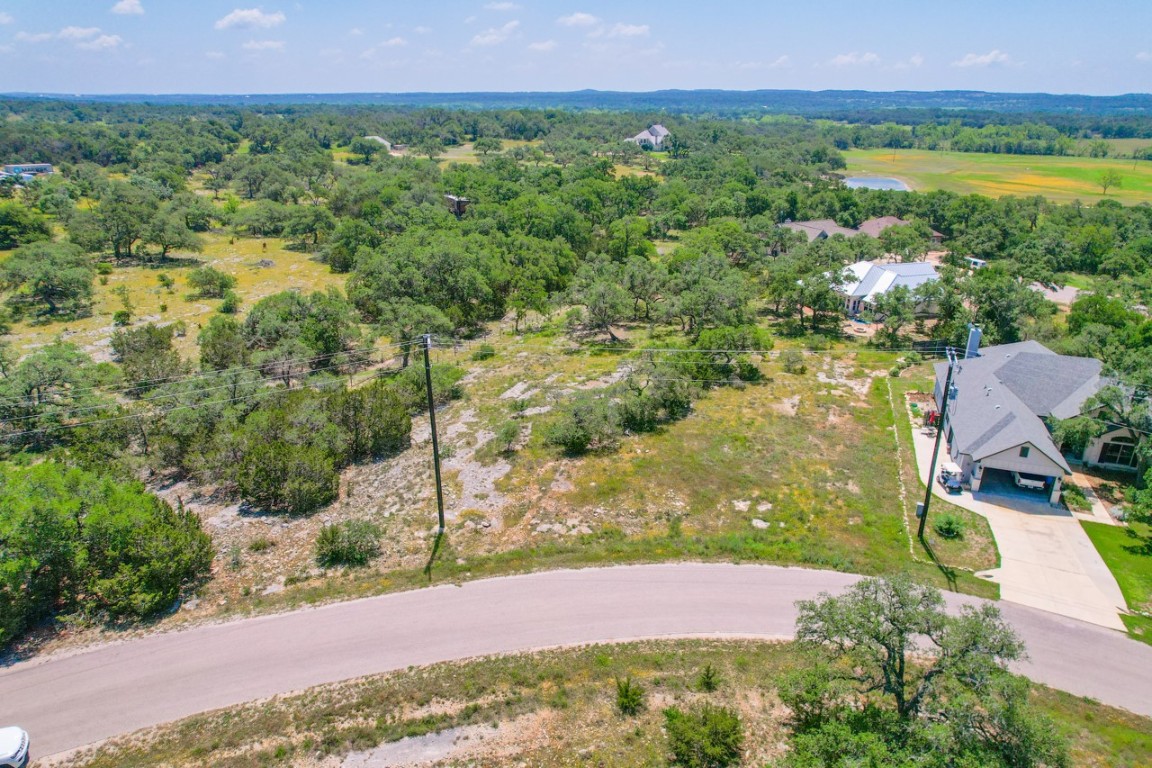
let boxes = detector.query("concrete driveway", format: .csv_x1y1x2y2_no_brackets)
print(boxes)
912,426,1127,630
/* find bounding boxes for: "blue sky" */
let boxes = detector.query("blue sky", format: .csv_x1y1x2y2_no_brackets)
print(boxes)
1,1,1150,95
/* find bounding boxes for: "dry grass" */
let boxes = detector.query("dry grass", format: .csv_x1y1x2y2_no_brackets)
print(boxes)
60,640,1152,768
9,232,342,361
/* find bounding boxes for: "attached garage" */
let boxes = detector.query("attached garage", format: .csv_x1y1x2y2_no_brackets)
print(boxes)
936,340,1105,508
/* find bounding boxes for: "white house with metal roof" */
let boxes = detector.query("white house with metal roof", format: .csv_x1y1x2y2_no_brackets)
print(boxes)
934,340,1135,506
625,124,670,150
837,260,939,315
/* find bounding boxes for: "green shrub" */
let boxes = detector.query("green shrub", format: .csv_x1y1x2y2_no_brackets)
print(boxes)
248,537,274,553
219,290,241,314
664,704,744,768
96,261,115,275
496,420,520,452
615,676,645,716
781,348,806,375
237,441,339,515
390,364,465,412
112,309,132,326
186,265,237,299
471,343,496,361
697,664,720,693
0,463,213,647
805,334,830,351
1062,484,1092,512
315,520,382,567
934,513,965,540
545,394,620,455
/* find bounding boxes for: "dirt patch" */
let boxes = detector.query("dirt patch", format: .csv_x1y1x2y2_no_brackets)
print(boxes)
773,395,800,416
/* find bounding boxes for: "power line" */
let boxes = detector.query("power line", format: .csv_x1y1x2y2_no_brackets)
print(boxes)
0,339,421,413
0,338,421,410
0,351,380,427
0,357,410,440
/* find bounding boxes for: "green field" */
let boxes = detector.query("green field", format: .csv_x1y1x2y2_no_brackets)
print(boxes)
1082,521,1152,644
843,148,1152,203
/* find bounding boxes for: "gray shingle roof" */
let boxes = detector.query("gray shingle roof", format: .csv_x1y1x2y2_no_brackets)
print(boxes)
781,219,860,242
938,341,1104,475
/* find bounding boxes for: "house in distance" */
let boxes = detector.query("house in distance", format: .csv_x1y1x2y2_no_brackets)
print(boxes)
625,124,670,150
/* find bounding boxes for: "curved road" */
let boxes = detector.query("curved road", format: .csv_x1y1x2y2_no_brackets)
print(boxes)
4,564,1152,759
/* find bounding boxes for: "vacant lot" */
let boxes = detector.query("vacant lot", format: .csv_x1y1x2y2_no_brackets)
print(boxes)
843,148,1152,203
127,332,997,644
64,640,1152,768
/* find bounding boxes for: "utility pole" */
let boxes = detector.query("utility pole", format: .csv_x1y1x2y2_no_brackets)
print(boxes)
918,347,956,539
422,334,446,535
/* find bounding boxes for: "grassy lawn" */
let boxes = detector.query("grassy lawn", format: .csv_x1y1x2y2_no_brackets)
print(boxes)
1082,520,1152,645
68,639,1152,768
888,371,1000,589
843,148,1152,204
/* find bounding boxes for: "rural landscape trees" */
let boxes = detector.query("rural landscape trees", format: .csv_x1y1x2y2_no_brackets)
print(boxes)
784,576,1069,767
0,94,1151,752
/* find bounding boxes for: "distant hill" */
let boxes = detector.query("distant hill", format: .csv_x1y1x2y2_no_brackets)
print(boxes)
4,89,1152,115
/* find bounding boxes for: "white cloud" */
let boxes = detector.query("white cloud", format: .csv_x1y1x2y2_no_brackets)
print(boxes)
348,27,363,36
484,2,520,9
909,53,924,68
607,23,648,38
242,39,285,51
952,49,1011,67
528,40,557,52
471,19,518,46
58,26,101,40
557,12,598,27
78,33,123,50
0,12,13,24
381,36,407,47
414,25,432,34
18,25,121,50
111,0,144,15
1137,52,1152,62
205,50,226,59
828,51,880,67
215,8,286,30
769,55,792,69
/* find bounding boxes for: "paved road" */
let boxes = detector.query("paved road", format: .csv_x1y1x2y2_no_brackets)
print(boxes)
4,564,1152,759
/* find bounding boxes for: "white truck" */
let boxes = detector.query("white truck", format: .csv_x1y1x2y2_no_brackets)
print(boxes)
1012,471,1047,491
0,726,29,768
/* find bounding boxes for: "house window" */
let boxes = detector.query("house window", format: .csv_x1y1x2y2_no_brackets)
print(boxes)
1100,439,1138,467
1019,446,1030,458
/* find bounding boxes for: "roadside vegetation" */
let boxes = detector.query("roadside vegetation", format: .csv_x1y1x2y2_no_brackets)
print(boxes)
3,98,1152,656
66,581,1152,768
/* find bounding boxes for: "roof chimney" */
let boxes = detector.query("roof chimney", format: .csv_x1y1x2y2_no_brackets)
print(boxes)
964,324,983,360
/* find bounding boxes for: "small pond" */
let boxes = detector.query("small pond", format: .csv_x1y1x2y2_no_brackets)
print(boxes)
844,176,911,191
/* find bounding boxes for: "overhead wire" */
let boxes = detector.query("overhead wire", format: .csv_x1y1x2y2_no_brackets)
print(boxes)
0,338,422,410
0,356,419,441
0,352,379,427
